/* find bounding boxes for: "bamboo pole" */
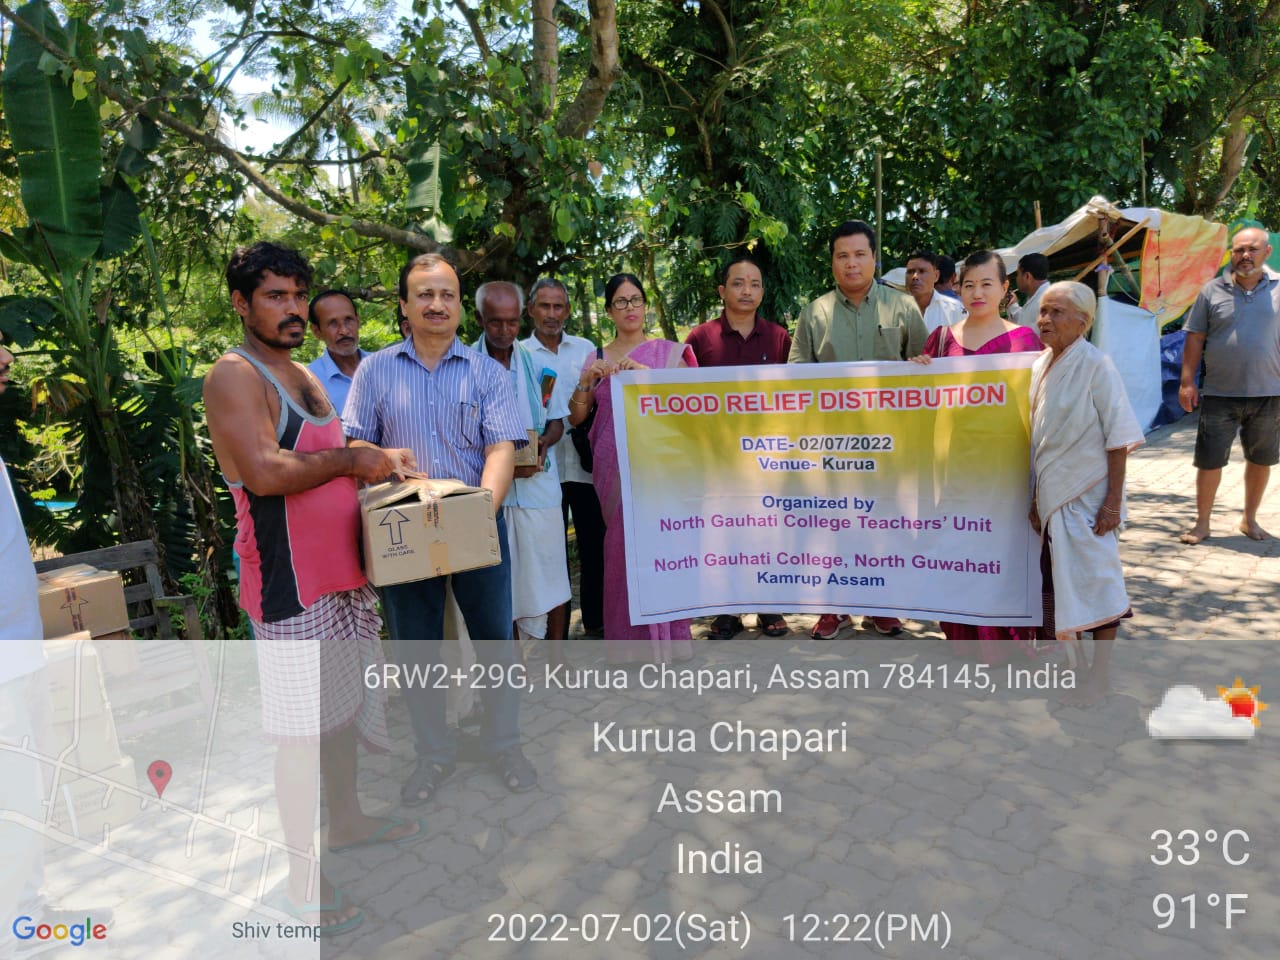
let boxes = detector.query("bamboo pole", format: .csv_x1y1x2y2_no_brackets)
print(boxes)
1034,201,1042,230
1072,218,1151,282
875,149,883,274
1140,139,1147,208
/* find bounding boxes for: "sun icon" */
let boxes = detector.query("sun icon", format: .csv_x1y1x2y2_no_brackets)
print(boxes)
1217,678,1268,727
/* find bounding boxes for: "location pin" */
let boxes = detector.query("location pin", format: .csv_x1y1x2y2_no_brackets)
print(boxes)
147,760,172,799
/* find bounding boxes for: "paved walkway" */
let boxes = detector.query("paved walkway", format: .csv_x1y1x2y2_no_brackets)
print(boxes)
34,414,1280,959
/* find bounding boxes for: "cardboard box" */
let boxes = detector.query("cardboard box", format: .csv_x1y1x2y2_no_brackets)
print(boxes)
49,756,141,839
38,566,130,639
91,628,141,677
43,634,112,725
360,477,500,587
48,712,123,776
514,427,541,467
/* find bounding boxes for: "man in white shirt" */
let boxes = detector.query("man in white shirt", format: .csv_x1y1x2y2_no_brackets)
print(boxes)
1006,254,1050,327
905,250,965,333
307,290,369,416
476,282,572,664
520,278,605,642
1,343,111,943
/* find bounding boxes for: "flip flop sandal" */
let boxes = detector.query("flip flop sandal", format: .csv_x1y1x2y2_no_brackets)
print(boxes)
328,816,426,853
400,760,455,807
277,888,365,937
493,747,538,793
708,615,743,641
758,614,789,637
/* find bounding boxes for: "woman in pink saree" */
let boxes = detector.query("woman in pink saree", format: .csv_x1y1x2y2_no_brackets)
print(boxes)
912,249,1044,665
567,273,697,664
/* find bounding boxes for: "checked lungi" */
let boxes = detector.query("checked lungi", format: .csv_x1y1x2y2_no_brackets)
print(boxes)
252,585,391,753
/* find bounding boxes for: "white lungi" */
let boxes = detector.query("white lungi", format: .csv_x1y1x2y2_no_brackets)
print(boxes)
506,504,571,635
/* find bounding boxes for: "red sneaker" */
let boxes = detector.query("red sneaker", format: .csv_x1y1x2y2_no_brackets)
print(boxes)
810,614,848,640
864,616,903,636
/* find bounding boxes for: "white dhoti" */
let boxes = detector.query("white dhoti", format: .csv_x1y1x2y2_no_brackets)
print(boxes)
506,505,571,639
1044,481,1131,633
1031,337,1144,637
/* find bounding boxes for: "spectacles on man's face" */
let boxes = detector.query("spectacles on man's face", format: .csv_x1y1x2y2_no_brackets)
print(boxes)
609,295,645,311
0,363,11,376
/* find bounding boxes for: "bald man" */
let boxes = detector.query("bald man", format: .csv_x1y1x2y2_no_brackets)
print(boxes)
1179,227,1280,543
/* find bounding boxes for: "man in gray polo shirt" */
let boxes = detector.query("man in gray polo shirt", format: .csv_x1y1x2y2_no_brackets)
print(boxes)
1178,226,1280,543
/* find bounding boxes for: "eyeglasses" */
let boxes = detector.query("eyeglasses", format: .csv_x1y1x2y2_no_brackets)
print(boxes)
609,296,645,311
0,364,10,376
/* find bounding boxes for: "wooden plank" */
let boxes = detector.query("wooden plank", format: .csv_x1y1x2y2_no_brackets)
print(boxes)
34,540,159,574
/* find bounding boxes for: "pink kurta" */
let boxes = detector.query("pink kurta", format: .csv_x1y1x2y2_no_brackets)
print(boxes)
582,339,697,664
925,324,1047,664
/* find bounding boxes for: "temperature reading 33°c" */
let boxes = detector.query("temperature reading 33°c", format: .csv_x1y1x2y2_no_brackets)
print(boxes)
1150,829,1250,866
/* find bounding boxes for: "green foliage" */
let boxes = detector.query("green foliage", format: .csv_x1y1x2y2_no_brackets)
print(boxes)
2,0,106,269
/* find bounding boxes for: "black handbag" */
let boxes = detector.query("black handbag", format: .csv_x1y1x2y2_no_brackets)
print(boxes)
569,347,603,473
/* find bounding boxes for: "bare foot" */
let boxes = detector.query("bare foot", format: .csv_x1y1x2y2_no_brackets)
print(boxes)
1239,520,1271,541
1179,523,1211,544
1059,674,1110,708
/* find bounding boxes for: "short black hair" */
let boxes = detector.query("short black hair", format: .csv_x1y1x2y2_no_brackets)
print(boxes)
225,242,312,301
829,220,877,255
719,253,763,286
398,252,456,302
1017,253,1050,281
936,255,957,283
308,289,357,325
907,250,938,269
959,249,1008,284
604,273,645,307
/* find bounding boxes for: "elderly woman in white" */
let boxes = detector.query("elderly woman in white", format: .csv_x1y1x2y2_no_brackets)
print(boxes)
1029,282,1144,707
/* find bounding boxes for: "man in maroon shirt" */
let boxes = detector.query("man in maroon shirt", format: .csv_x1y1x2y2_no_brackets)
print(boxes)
685,255,792,640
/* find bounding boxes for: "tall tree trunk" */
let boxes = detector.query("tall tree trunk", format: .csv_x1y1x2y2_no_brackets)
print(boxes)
644,248,676,341
574,273,595,340
532,0,558,113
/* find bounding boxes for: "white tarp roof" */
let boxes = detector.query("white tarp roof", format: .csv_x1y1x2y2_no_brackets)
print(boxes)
997,195,1162,269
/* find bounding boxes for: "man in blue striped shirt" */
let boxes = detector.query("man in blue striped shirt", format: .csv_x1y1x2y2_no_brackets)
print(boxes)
344,253,537,803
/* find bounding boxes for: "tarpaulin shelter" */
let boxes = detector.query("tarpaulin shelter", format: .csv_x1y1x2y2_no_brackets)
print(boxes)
997,196,1228,430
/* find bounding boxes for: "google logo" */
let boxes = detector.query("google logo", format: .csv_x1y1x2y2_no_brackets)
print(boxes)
11,916,108,947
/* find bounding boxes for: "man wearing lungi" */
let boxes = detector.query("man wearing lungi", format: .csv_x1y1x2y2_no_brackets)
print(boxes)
204,242,420,935
474,281,572,666
521,278,605,643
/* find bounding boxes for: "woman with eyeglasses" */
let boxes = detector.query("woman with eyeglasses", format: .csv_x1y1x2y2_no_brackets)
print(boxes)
566,273,698,664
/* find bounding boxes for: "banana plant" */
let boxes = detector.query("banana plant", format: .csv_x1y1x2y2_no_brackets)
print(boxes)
0,0,156,550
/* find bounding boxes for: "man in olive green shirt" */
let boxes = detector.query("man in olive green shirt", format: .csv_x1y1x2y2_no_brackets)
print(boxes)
790,219,926,640
790,220,928,364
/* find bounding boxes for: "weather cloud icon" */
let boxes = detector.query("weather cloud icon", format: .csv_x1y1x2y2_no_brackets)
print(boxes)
1147,685,1257,740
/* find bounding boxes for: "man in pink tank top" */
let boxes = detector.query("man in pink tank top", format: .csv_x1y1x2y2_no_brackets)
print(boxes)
203,242,418,936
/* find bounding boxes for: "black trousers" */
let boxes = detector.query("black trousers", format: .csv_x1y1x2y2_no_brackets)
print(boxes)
561,480,605,634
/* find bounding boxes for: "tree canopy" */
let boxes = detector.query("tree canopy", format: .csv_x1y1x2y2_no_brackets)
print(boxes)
2,0,1278,631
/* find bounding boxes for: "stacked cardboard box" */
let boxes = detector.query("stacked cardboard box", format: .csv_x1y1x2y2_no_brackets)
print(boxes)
37,565,140,676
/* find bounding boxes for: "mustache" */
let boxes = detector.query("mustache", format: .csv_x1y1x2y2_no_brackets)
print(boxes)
278,314,305,330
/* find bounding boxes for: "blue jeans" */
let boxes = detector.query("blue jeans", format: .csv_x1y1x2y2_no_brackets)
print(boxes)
380,511,520,766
